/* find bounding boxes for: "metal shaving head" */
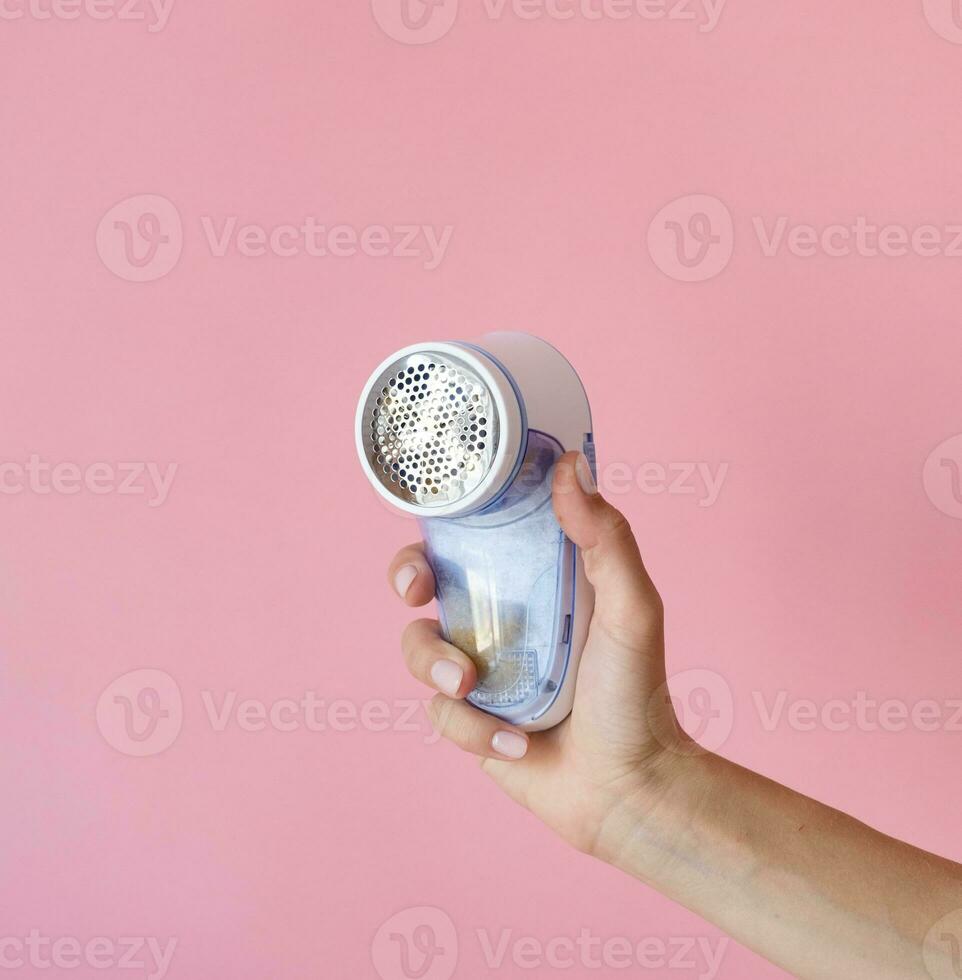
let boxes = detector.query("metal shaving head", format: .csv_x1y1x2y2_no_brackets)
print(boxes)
361,350,500,508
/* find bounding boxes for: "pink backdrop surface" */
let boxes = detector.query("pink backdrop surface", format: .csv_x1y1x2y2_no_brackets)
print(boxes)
3,2,962,978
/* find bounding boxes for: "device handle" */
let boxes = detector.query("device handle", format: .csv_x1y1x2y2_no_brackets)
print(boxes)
419,432,579,729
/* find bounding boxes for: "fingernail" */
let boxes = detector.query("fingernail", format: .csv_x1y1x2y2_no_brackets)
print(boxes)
430,660,463,696
393,565,418,599
575,453,597,495
491,730,529,759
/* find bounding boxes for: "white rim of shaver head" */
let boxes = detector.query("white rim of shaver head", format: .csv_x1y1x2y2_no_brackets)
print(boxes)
354,341,525,519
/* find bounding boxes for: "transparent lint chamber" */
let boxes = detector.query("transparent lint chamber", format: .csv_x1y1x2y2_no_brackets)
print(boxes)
420,432,576,726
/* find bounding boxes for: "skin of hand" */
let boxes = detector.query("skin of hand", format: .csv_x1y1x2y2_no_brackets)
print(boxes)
387,451,962,980
387,450,687,858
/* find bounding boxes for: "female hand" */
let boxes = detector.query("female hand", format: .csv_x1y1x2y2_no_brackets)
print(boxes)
387,450,684,859
386,450,962,980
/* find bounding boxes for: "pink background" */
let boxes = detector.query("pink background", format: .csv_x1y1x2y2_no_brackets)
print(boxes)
3,2,962,977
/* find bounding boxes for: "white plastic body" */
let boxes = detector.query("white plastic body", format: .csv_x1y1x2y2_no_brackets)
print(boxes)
355,332,594,731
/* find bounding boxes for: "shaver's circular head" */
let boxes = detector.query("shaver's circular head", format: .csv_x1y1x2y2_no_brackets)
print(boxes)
360,350,501,508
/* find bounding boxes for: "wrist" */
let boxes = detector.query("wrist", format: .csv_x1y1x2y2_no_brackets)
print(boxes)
589,747,723,883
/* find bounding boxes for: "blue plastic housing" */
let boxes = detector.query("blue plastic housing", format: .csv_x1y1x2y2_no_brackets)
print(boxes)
419,432,577,727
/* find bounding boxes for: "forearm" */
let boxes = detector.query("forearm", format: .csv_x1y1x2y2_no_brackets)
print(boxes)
599,751,962,979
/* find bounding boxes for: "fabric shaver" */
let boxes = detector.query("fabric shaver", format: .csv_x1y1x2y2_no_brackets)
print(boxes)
355,332,595,731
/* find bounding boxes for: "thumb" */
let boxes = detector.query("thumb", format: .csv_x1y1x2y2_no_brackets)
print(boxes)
552,452,664,649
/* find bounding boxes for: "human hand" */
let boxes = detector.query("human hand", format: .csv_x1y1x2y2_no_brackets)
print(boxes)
388,452,962,980
387,451,688,858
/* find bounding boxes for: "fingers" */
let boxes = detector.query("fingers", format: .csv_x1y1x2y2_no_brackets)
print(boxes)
401,618,478,698
427,694,531,761
387,542,436,607
403,622,531,763
552,451,664,647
